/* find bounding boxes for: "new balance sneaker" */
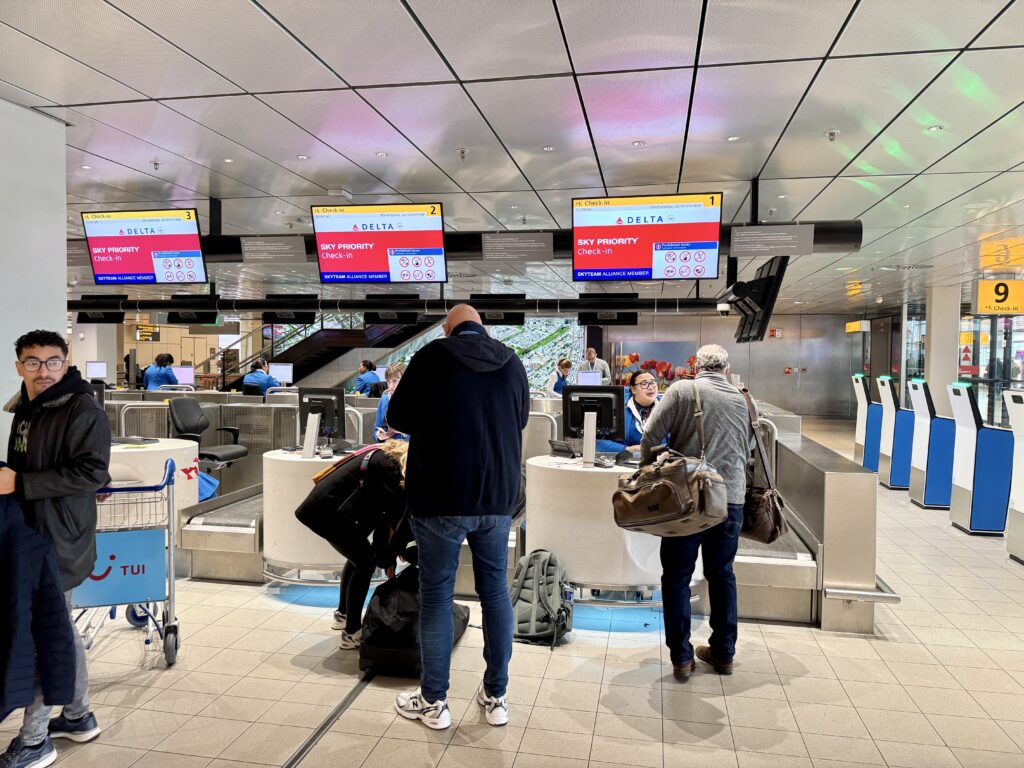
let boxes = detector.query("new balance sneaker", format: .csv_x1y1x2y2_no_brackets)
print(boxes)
394,689,451,730
476,684,509,726
338,628,362,650
48,712,101,743
331,610,346,630
0,737,56,768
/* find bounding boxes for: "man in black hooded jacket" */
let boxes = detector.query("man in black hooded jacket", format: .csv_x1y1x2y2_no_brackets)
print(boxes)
0,330,110,768
388,305,529,731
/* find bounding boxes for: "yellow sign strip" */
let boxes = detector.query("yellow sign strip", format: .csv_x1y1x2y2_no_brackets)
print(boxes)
312,204,441,216
573,194,721,208
82,210,196,221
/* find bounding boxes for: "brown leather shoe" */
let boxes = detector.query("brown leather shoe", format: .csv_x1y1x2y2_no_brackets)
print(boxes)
672,659,696,681
696,645,733,675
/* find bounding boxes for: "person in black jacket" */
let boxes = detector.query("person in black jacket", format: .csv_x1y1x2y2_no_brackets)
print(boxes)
0,330,111,768
389,305,529,731
293,441,412,651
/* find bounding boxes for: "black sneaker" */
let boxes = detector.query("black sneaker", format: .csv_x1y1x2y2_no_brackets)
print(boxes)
48,712,101,743
331,610,346,630
0,737,56,768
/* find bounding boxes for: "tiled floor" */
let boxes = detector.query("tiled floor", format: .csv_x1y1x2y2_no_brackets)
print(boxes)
5,418,1024,767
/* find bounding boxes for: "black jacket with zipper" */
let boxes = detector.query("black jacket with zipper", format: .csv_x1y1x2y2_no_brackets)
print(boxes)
4,367,112,591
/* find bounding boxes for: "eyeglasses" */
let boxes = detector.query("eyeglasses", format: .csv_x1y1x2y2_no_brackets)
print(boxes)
634,380,658,390
19,357,66,372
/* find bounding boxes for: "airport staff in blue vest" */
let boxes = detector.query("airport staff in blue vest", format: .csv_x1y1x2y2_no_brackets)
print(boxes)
544,358,573,396
242,358,279,395
354,360,378,395
597,370,661,452
143,354,178,390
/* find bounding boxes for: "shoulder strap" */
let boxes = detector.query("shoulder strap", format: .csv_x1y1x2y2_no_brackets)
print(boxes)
692,381,707,456
742,390,776,489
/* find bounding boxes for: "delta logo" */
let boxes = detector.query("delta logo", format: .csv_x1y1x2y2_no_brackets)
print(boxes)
616,217,623,225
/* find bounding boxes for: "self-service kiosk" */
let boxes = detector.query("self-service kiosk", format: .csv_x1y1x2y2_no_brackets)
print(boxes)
948,383,1013,535
852,374,882,471
907,379,955,509
876,376,914,489
1001,389,1024,563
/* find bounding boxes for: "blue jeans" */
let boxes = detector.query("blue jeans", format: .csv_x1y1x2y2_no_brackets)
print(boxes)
660,503,743,666
411,514,513,703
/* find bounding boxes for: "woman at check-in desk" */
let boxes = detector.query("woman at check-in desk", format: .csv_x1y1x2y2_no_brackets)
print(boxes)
242,358,279,395
597,370,661,452
374,362,409,441
545,358,573,397
354,359,379,395
143,353,177,390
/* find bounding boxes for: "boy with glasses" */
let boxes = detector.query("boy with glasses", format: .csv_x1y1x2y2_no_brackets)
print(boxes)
1,330,111,768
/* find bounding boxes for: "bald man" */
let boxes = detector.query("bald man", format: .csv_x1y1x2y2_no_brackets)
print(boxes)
388,304,529,730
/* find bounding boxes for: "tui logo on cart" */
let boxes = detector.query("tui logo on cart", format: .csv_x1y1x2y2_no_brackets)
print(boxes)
71,529,167,609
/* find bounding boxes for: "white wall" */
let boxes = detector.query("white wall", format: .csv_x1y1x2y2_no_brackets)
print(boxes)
70,321,119,380
0,100,66,458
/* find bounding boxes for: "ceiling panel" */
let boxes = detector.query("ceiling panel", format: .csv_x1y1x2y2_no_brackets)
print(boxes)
404,193,501,231
0,76,55,108
678,180,750,223
107,0,341,92
557,0,699,71
800,175,913,220
282,195,412,210
407,0,569,80
701,0,851,64
0,24,143,105
537,187,605,229
763,53,954,178
579,69,692,186
928,104,1024,174
217,197,308,234
360,84,528,193
832,0,1007,55
471,192,558,230
844,49,1024,176
64,146,210,202
166,95,391,195
258,0,451,86
467,76,603,190
971,0,1024,48
258,90,460,194
0,0,239,98
757,178,831,221
858,172,997,228
683,60,818,181
910,173,1024,228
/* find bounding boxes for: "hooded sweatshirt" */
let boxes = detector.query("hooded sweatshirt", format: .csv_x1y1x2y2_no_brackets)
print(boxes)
387,321,530,518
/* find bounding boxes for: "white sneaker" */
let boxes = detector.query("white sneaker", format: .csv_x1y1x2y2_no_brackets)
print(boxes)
338,629,362,650
476,684,509,726
331,611,346,630
394,689,451,730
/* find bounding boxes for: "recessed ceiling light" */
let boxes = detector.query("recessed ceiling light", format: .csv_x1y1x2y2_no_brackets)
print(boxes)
296,154,309,160
726,136,740,142
542,146,555,152
80,164,92,170
902,204,911,208
223,158,234,163
509,205,519,210
274,210,285,215
792,301,806,305
874,250,882,254
927,125,944,133
777,194,787,199
632,140,646,148
375,151,388,158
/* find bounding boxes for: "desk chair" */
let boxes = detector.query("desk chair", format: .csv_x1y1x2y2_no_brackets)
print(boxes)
242,383,263,397
168,397,248,470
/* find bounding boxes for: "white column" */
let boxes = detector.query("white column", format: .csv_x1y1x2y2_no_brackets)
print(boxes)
70,320,119,379
0,100,66,458
925,286,961,419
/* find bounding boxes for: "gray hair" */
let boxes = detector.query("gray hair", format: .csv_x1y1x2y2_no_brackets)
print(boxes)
696,344,729,372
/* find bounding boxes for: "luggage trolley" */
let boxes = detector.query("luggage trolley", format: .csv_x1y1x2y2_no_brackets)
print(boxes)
70,459,180,666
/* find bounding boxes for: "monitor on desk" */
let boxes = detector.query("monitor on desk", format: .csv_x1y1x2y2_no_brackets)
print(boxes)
170,365,195,385
578,370,601,386
298,387,346,443
268,362,293,384
85,361,108,380
563,385,626,442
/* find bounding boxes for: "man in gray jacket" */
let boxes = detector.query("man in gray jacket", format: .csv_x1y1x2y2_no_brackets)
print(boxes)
577,347,611,385
640,344,751,680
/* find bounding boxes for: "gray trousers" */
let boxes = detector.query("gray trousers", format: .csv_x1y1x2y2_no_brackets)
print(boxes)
20,594,90,745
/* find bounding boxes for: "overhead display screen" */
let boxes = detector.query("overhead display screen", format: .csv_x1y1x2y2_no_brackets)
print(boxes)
572,193,722,281
311,203,446,283
81,209,206,285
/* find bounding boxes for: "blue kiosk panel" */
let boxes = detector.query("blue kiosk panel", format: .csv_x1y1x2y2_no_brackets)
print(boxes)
923,417,955,508
864,403,882,473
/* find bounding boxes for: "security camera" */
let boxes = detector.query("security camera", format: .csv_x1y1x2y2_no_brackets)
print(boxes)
717,302,731,317
825,129,840,142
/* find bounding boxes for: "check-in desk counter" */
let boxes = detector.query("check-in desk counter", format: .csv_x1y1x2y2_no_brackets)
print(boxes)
755,401,801,436
349,407,378,445
908,380,954,509
1004,390,1024,565
852,374,882,470
345,394,381,410
266,392,299,406
948,383,1012,535
876,376,914,490
530,396,562,415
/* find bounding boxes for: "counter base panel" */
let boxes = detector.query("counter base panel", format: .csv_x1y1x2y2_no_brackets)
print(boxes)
1009,508,1024,565
951,484,1007,536
910,498,950,511
952,522,1005,538
735,584,815,624
192,550,264,583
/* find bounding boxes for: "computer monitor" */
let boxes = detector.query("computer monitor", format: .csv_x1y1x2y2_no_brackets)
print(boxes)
578,370,601,386
563,385,626,442
170,365,195,385
268,362,293,384
298,387,346,442
85,361,108,380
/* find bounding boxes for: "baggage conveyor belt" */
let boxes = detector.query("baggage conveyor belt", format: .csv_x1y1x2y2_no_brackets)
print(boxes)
180,487,265,583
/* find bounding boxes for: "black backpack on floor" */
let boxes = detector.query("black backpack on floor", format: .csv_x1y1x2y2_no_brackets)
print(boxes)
358,565,470,677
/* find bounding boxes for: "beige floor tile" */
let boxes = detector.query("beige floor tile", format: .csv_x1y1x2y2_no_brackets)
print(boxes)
218,722,313,765
508,652,551,678
801,734,884,765
900,685,985,717
839,680,918,712
825,658,896,685
815,638,879,661
544,655,607,684
88,683,160,709
950,748,1024,768
856,708,942,745
330,708,395,736
215,609,281,630
360,737,447,768
513,755,587,768
274,634,338,659
153,715,250,758
518,729,594,760
223,677,296,701
922,645,995,668
926,713,1022,752
874,740,961,768
662,690,728,726
662,720,733,750
963,631,1024,652
257,700,333,728
949,666,1024,694
735,753,811,768
170,672,242,696
770,653,836,680
450,722,525,751
383,714,455,745
440,745,518,768
1000,720,1024,750
867,641,937,665
129,753,212,768
196,649,270,678
598,683,662,718
188,625,251,649
730,725,807,756
98,709,192,750
731,651,777,675
55,743,146,768
594,713,662,741
258,613,318,633
254,654,325,683
139,688,219,716
726,697,798,732
971,691,1024,721
533,679,601,711
665,669,726,695
601,660,666,688
198,696,274,722
228,629,298,654
589,735,663,767
790,702,867,738
526,706,597,735
722,672,786,701
885,661,961,689
663,744,738,768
